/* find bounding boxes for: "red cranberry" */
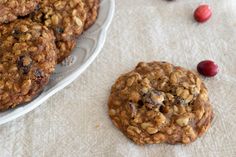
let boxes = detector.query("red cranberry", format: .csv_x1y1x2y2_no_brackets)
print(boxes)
197,60,219,77
194,4,212,23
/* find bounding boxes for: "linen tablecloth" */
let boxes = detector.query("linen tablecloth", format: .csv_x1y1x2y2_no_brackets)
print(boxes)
1,0,236,156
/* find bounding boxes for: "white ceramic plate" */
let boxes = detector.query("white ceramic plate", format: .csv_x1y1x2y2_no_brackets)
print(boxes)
0,0,115,125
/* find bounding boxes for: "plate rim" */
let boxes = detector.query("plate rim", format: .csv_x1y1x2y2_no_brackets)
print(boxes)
0,0,115,125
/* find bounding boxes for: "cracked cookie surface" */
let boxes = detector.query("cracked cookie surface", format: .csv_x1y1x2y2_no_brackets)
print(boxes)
0,19,57,111
0,0,40,23
31,0,87,62
108,61,213,144
83,0,99,30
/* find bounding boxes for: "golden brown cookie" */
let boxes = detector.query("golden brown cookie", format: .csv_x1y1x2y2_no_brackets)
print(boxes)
0,19,57,111
108,61,213,145
83,0,100,30
31,0,87,63
0,0,40,23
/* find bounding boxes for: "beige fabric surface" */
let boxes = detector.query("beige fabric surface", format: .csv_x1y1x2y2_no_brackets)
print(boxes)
1,0,236,156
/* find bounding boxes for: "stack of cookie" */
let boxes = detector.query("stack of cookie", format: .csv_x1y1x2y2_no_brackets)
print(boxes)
0,0,99,111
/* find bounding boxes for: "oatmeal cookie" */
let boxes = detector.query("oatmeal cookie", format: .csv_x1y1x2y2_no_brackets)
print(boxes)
108,61,213,145
83,0,99,30
31,0,87,62
0,19,57,111
0,0,40,23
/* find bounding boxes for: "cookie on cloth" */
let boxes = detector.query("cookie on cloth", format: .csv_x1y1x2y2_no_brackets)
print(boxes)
31,0,87,63
0,0,40,23
108,61,213,144
0,19,57,111
83,0,100,30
